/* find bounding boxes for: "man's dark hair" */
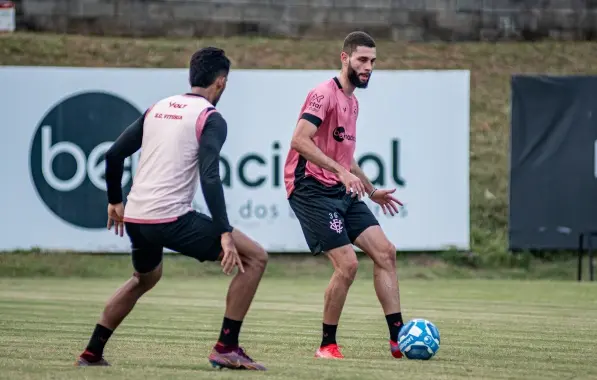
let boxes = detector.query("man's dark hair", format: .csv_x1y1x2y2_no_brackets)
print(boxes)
189,47,231,88
342,31,376,55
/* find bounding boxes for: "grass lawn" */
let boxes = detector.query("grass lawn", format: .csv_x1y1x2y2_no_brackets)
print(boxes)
0,276,596,379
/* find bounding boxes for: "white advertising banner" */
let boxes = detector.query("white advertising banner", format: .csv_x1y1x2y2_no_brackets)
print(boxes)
0,67,470,253
0,1,15,33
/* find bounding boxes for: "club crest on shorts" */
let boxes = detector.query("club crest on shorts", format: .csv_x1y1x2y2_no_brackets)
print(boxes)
328,212,343,234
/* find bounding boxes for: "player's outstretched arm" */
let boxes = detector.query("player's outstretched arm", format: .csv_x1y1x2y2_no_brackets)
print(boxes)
104,113,145,205
198,112,233,235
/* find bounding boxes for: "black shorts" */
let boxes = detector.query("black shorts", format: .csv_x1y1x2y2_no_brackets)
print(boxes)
124,211,224,273
288,177,379,255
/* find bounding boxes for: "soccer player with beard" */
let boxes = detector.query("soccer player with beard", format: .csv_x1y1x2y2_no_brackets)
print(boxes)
283,31,406,359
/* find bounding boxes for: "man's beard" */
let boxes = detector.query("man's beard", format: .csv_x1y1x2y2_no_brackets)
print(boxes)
347,64,371,89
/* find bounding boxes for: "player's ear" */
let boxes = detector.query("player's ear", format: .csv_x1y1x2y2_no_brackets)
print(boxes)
340,51,349,67
216,75,226,89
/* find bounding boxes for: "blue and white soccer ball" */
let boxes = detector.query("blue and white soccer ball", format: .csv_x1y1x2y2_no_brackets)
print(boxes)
398,318,441,360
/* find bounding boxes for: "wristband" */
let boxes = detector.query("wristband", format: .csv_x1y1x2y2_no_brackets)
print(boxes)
369,188,378,198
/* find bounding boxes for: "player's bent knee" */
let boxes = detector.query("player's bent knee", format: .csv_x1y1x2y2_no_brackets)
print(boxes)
336,256,359,283
251,245,268,271
328,246,359,283
336,259,358,285
232,229,268,269
133,264,162,291
378,242,397,270
344,259,359,281
239,241,268,272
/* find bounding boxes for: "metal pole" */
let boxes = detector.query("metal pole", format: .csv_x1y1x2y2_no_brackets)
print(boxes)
589,233,594,282
578,233,584,282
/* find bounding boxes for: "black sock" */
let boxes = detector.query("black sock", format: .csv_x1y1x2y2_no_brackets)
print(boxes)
218,317,243,347
84,324,113,358
321,323,338,347
386,313,404,342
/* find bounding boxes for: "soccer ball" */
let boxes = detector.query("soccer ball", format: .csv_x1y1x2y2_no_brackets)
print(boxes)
398,318,440,360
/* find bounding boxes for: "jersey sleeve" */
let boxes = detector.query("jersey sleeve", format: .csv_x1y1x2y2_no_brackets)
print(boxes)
300,87,333,128
104,110,146,205
197,112,233,234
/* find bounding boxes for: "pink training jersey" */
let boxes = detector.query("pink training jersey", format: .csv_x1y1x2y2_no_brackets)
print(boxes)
284,77,359,198
123,94,216,223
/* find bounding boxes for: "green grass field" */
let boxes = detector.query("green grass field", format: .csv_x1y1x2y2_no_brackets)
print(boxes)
1,276,596,380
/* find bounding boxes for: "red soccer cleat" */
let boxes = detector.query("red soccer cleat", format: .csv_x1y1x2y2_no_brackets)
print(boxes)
74,350,111,366
208,342,266,370
315,343,344,359
390,340,404,359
